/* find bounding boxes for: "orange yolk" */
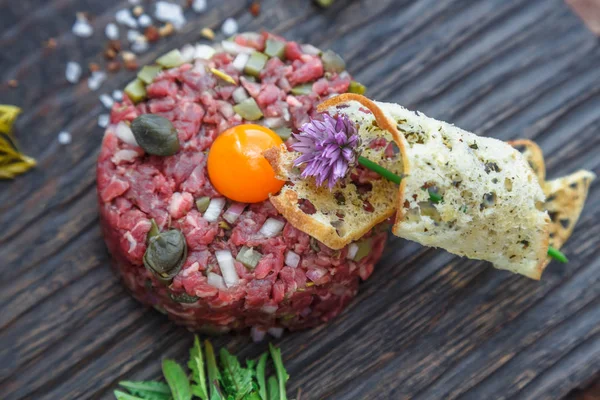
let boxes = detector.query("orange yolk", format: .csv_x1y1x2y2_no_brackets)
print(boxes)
207,124,285,203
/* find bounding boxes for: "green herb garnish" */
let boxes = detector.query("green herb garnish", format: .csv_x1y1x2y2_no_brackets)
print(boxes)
114,337,291,400
428,188,443,203
548,246,568,263
0,105,36,179
358,156,402,185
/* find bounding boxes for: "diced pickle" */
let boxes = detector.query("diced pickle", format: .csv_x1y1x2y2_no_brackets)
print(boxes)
264,39,286,59
156,49,185,68
124,78,147,103
137,65,163,84
196,197,210,213
244,52,269,77
233,98,263,121
236,246,263,269
274,127,292,141
291,84,313,95
353,238,373,262
321,50,346,73
348,80,366,95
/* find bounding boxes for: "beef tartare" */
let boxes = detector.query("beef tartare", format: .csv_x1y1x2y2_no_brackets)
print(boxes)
97,32,386,334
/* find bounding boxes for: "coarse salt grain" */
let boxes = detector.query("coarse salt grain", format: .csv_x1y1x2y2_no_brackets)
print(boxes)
58,131,72,145
65,61,82,84
192,0,207,13
72,15,93,38
115,9,138,28
105,23,119,40
98,114,110,128
127,29,141,42
221,18,238,36
99,94,114,109
138,14,152,27
131,37,149,53
88,70,107,91
112,90,123,101
128,0,141,4
155,1,186,30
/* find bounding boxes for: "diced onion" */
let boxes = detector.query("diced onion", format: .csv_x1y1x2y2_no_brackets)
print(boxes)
285,251,300,268
232,86,249,103
259,218,285,238
215,250,239,287
115,121,139,146
301,44,321,55
223,202,246,224
207,272,226,289
194,44,215,60
180,44,196,62
203,198,226,222
251,326,267,342
232,53,250,71
347,243,359,260
263,117,285,129
221,40,254,55
267,327,284,338
261,304,278,314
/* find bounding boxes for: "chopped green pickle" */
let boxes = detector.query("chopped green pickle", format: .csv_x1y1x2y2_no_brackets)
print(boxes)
264,39,286,59
196,197,210,213
274,127,292,141
233,98,263,120
156,49,185,68
353,238,373,262
236,246,263,269
321,49,346,73
244,52,269,77
348,80,367,95
137,65,163,84
124,79,147,103
290,83,313,95
210,68,237,85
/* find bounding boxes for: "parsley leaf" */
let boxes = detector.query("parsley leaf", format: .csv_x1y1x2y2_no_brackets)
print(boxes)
268,344,289,400
162,359,192,400
114,390,146,400
266,377,279,400
118,381,172,400
255,353,268,400
219,348,253,400
204,340,223,400
188,336,208,400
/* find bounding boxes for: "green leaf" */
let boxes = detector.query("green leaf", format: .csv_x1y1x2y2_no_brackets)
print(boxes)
243,391,262,400
114,390,146,400
161,359,192,400
188,336,208,400
219,348,253,400
255,353,268,400
266,377,279,400
205,340,223,400
119,381,172,400
268,344,289,400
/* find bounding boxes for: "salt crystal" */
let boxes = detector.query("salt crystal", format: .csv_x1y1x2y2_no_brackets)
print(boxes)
112,90,123,101
88,71,107,91
115,9,138,29
128,0,141,4
65,62,82,84
72,16,93,38
105,23,119,40
155,1,186,30
131,38,149,54
221,18,238,36
192,0,207,13
99,94,114,109
180,44,196,63
138,14,152,27
58,131,72,145
127,29,141,42
98,114,110,128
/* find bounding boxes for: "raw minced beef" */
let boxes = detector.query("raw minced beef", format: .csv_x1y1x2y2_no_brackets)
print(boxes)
97,32,387,333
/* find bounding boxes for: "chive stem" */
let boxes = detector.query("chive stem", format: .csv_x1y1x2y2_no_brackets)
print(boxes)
358,156,402,185
548,246,568,263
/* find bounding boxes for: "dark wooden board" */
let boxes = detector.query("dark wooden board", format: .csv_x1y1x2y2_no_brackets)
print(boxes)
1,0,599,399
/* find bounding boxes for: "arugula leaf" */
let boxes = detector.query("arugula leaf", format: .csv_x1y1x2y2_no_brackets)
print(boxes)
114,390,146,400
268,344,289,400
266,377,279,400
119,381,172,400
188,336,208,400
219,348,254,400
205,340,223,400
255,353,268,400
162,359,192,400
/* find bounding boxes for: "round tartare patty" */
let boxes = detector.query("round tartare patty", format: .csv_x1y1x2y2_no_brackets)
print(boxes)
97,32,387,333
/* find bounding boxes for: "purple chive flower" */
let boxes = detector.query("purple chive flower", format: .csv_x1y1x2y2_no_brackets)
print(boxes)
291,114,360,189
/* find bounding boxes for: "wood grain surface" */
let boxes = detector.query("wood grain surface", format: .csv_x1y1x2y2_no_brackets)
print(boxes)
1,0,599,399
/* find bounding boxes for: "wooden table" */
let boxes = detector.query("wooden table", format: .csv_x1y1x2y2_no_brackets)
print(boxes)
1,0,599,399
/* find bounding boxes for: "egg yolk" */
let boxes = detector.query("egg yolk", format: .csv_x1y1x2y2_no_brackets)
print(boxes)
207,124,285,203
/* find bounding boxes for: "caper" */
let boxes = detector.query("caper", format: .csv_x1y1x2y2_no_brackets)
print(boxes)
143,229,187,284
168,291,199,303
131,114,180,156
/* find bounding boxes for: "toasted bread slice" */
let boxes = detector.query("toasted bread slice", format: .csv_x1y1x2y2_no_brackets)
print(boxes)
509,139,546,182
265,96,406,250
